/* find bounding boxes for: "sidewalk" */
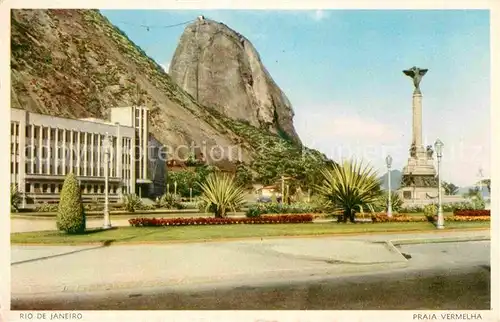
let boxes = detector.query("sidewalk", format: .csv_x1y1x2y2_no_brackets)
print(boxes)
11,230,490,298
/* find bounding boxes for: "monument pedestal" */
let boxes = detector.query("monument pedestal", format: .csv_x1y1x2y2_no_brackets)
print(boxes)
398,148,442,206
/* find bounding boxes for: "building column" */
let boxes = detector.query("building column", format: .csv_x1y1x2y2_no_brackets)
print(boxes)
38,125,43,174
84,132,88,176
91,133,95,177
70,130,74,174
97,133,101,177
30,124,35,174
142,107,148,180
76,131,81,176
47,127,52,175
130,133,136,195
115,123,123,197
54,128,59,175
18,111,27,208
62,129,67,175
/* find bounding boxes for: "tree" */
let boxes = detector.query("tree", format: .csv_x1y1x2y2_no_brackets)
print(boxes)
442,181,459,195
11,183,22,213
480,179,491,193
56,173,86,234
234,163,253,187
166,165,216,198
316,160,382,223
198,172,246,218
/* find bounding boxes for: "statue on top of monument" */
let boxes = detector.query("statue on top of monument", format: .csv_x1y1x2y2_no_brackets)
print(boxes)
426,145,434,159
409,143,417,158
403,66,428,94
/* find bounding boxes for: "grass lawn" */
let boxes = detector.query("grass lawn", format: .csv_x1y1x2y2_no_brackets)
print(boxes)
10,221,489,245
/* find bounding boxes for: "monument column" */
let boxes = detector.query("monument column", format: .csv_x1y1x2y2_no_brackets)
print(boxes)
412,92,423,149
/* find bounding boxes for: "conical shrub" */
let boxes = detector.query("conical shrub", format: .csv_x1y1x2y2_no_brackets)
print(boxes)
57,173,86,234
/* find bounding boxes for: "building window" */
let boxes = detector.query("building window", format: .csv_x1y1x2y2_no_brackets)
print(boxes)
403,191,412,200
58,184,63,191
42,184,48,193
25,183,31,193
50,184,56,193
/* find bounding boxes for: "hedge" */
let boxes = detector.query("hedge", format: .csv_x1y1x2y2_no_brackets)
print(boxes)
129,214,314,227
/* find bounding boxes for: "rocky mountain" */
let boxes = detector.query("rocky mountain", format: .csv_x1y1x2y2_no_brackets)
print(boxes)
169,17,301,144
379,170,402,190
10,9,328,177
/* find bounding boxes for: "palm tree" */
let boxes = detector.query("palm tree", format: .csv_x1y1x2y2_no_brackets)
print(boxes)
316,159,382,222
442,181,459,195
198,172,246,218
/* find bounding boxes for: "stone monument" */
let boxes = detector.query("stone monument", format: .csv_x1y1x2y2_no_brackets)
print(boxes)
399,67,443,205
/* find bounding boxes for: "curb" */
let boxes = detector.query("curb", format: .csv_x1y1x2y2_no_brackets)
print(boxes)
390,235,490,246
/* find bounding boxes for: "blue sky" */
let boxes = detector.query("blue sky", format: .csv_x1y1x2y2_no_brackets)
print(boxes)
101,9,490,187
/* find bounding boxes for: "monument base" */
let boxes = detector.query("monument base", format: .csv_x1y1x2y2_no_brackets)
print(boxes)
398,144,445,207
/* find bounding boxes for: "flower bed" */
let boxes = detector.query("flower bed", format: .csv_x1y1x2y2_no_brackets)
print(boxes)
427,215,490,222
128,214,314,227
371,213,427,223
453,210,490,217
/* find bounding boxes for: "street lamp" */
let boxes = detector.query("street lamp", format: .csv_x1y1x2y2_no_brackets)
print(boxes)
434,139,444,229
385,154,393,217
102,132,112,229
174,180,177,195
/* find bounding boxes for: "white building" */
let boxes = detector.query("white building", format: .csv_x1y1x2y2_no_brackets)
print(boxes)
10,106,167,208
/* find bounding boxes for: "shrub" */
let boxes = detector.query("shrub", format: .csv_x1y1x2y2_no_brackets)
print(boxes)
11,184,22,212
198,173,246,218
399,205,424,213
35,203,59,212
453,210,490,217
423,204,437,217
245,202,323,217
316,159,382,223
123,193,143,212
373,191,404,213
56,173,86,234
156,193,182,209
128,214,314,227
440,200,485,212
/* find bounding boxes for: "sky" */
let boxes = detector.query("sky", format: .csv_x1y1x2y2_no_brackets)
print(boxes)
101,9,490,187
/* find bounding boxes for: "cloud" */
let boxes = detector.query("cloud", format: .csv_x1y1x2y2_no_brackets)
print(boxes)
297,111,397,142
159,62,170,73
313,10,327,21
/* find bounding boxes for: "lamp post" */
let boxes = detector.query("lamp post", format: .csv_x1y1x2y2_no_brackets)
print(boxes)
174,181,177,196
385,154,393,217
435,139,444,229
102,132,112,229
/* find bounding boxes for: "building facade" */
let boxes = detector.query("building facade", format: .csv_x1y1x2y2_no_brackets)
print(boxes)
10,106,166,208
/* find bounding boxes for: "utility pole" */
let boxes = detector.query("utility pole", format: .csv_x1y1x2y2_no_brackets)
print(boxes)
281,175,284,205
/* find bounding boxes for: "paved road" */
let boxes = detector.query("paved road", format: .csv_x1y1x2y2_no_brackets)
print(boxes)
12,264,489,310
10,231,490,310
